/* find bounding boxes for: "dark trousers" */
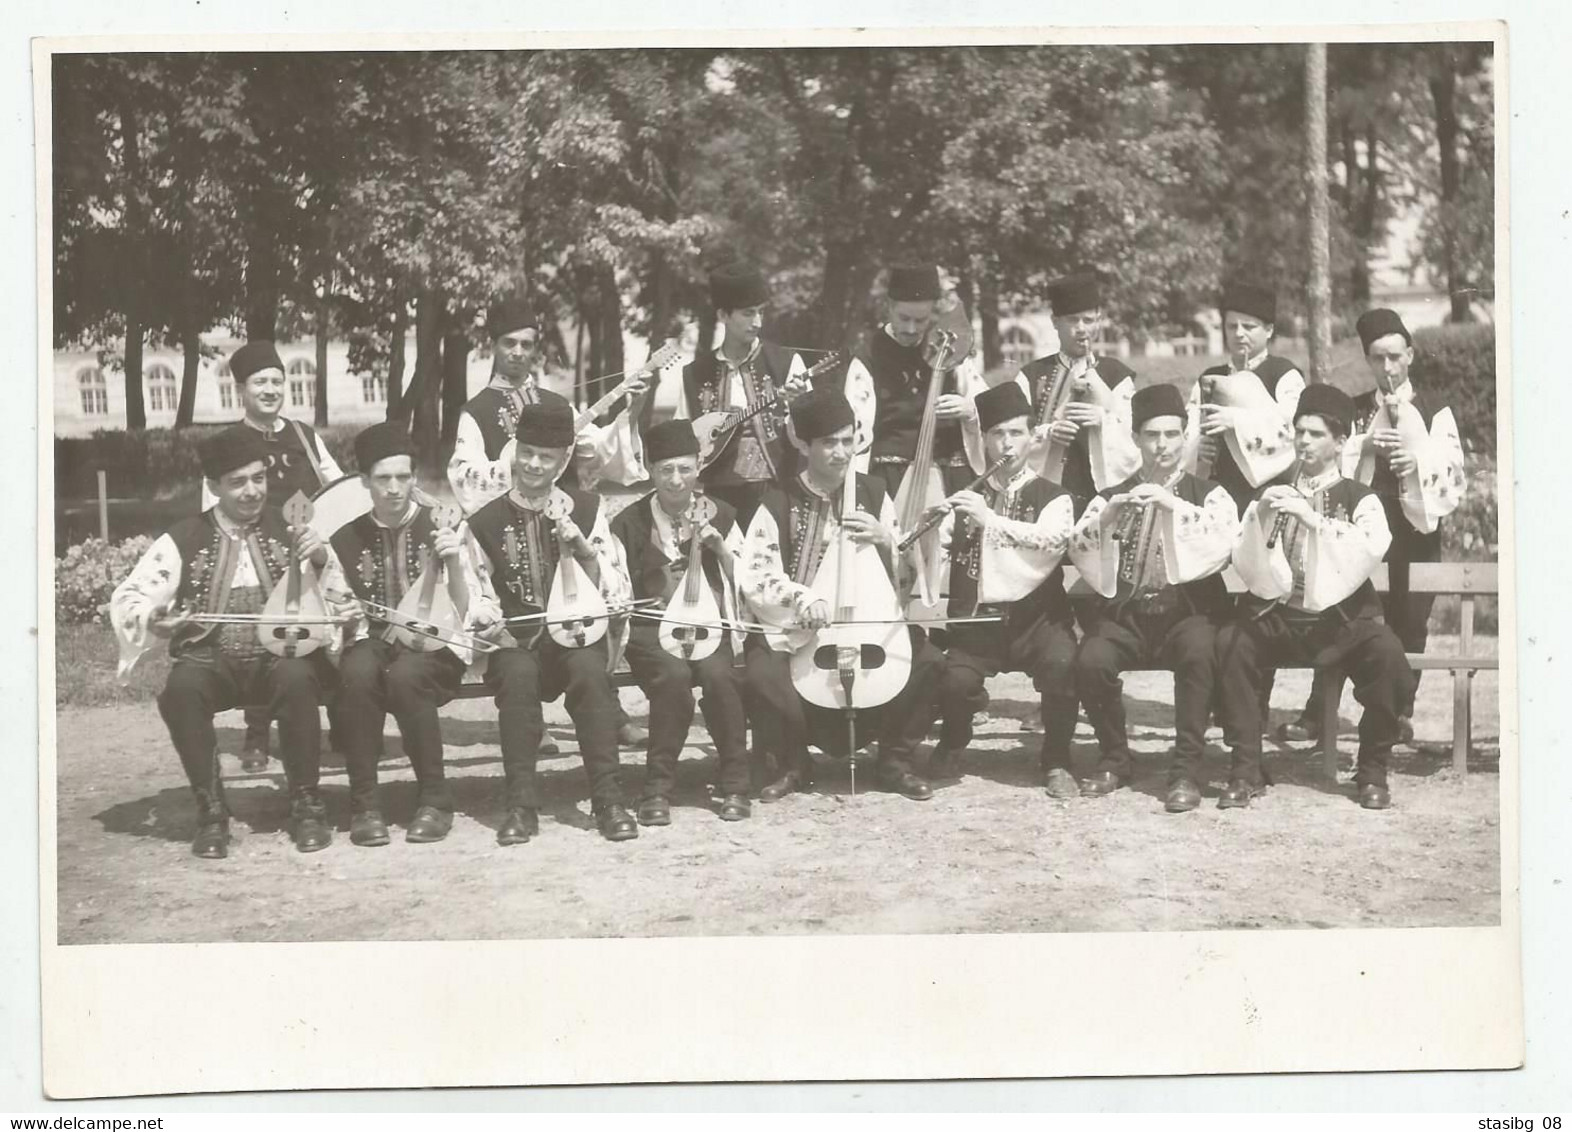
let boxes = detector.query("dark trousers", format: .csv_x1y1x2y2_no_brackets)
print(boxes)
158,650,333,796
743,630,942,783
337,637,466,813
623,622,750,798
1075,606,1218,784
1299,564,1435,724
933,616,1079,772
1217,609,1411,789
485,639,624,811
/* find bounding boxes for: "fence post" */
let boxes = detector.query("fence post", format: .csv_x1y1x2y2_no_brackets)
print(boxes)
97,469,109,542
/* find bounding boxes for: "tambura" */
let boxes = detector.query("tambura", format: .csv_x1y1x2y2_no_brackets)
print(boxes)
309,475,372,539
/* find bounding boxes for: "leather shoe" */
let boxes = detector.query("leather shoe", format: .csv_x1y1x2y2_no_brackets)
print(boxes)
1164,779,1202,813
1396,717,1415,745
717,794,752,821
1359,783,1392,810
405,805,453,843
759,771,802,802
539,733,560,757
239,744,269,773
1275,718,1319,744
888,773,934,801
618,722,649,747
1218,779,1262,809
288,793,333,852
350,809,391,847
496,807,539,846
1080,771,1122,797
1043,767,1079,799
636,796,672,826
191,817,229,859
927,747,961,780
595,803,640,842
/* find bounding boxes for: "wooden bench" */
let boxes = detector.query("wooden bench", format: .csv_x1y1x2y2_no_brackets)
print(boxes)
442,561,1498,781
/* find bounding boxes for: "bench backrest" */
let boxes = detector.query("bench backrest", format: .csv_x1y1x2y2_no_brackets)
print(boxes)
1060,562,1499,597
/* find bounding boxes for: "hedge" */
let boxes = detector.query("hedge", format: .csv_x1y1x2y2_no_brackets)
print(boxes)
55,535,154,625
1408,322,1495,460
56,424,362,499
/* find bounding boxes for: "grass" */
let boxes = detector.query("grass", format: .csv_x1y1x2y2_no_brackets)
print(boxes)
54,621,170,708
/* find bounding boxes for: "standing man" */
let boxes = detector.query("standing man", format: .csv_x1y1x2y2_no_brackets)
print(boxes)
735,388,944,803
657,261,811,525
610,419,752,824
1186,283,1303,514
921,382,1081,795
323,422,479,847
207,340,345,774
1215,384,1413,810
1279,309,1467,745
1010,272,1141,515
1069,384,1239,812
111,431,337,857
450,297,650,748
465,400,640,844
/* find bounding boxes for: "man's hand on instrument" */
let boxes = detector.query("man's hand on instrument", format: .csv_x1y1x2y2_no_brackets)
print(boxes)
780,373,812,402
1371,427,1403,451
556,519,596,562
1046,418,1080,443
699,524,728,556
1264,490,1316,525
841,511,892,549
934,393,976,423
148,604,194,639
621,373,651,402
801,598,832,631
1387,448,1418,477
1063,401,1104,428
1200,404,1239,435
432,527,464,562
1128,482,1178,512
469,609,510,645
291,524,329,569
947,489,991,527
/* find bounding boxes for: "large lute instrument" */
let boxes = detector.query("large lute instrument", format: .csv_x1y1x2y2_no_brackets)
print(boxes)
388,501,466,653
544,488,610,649
657,494,724,661
259,492,335,659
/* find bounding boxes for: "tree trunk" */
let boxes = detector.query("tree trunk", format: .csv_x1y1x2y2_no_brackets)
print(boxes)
978,271,1002,373
117,93,147,431
815,241,859,355
123,316,145,431
441,328,469,449
385,302,406,422
592,264,624,412
1304,44,1333,384
174,322,200,429
314,301,330,428
1429,50,1472,323
410,288,444,473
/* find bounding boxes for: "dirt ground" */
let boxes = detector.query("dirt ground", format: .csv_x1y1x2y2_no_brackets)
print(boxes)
55,638,1501,944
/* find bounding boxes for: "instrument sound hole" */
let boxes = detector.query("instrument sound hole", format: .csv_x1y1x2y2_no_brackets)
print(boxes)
811,644,887,671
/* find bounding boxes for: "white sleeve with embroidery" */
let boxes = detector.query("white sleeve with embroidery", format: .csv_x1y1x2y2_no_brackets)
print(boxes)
953,355,988,475
1231,500,1295,601
1090,375,1142,490
736,505,817,651
978,491,1073,604
1300,491,1390,611
578,411,649,490
1407,406,1467,533
315,435,345,482
843,355,877,473
462,526,504,632
1226,369,1299,488
316,542,369,651
1068,495,1120,599
1162,484,1239,585
448,410,511,516
109,534,184,680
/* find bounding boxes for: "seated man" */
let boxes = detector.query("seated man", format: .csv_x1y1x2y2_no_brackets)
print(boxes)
466,400,640,844
323,422,479,847
1216,384,1413,810
610,419,751,824
1069,383,1239,812
923,381,1081,796
110,430,337,857
735,387,943,802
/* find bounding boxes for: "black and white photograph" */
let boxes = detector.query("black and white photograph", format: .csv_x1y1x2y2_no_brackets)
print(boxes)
33,21,1520,1098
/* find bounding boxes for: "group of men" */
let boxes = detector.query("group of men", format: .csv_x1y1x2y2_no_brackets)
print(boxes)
109,262,1466,859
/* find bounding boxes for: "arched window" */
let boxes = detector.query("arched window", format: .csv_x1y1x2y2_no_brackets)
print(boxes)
215,360,235,411
77,366,107,416
1000,325,1037,369
287,357,317,409
146,363,177,413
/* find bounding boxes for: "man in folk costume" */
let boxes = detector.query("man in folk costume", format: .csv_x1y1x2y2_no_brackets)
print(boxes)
1279,308,1467,745
653,261,812,525
1006,271,1140,516
321,422,482,847
1216,383,1413,811
920,382,1082,795
1185,283,1303,514
609,419,752,825
110,430,338,857
449,297,650,749
465,400,641,844
843,263,988,499
205,340,345,774
736,388,945,802
1069,384,1240,812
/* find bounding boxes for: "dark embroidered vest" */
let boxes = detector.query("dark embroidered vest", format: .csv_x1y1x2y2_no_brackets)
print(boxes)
467,487,601,625
1018,354,1136,507
611,493,738,606
330,506,443,629
682,341,800,487
167,508,291,658
1091,472,1231,619
1351,386,1445,562
462,383,574,462
757,474,891,587
1259,475,1383,621
945,474,1072,626
1199,354,1299,512
862,331,969,467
